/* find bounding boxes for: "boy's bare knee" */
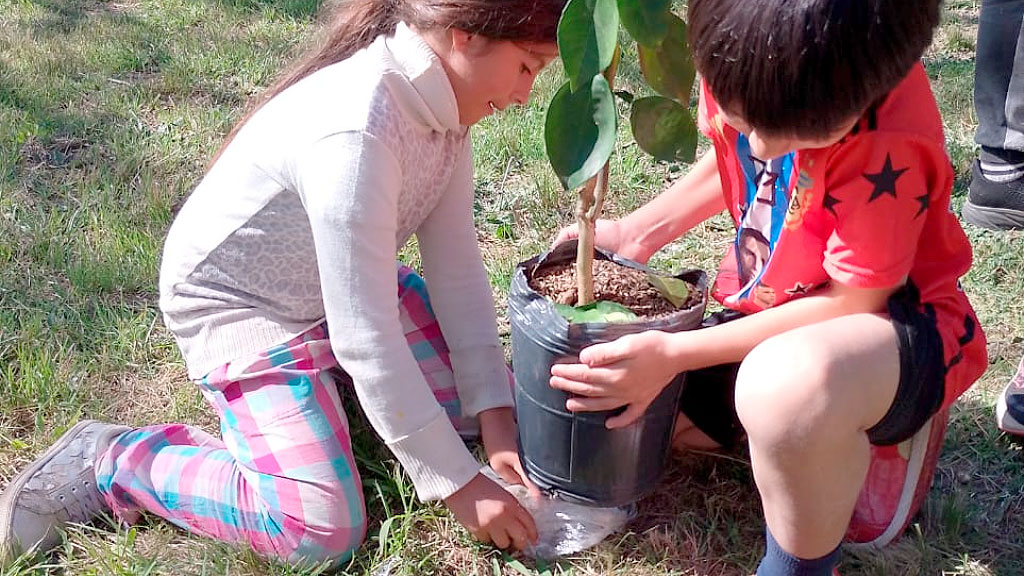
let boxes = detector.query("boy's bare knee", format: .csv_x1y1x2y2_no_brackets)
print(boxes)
735,332,835,446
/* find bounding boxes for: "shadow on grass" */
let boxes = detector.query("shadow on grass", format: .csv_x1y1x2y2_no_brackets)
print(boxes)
25,0,322,34
0,7,172,185
624,448,763,575
0,61,94,186
219,0,322,19
24,0,95,35
919,389,1024,575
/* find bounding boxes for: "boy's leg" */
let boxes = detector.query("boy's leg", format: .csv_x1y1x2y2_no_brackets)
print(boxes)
734,313,902,561
396,264,513,436
674,362,742,451
95,326,367,566
845,408,948,546
672,412,728,451
674,309,746,452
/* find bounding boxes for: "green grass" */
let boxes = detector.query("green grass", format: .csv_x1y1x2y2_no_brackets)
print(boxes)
2,0,1023,574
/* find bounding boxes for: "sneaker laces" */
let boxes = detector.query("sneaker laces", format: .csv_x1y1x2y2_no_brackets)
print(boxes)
57,477,106,524
18,432,111,524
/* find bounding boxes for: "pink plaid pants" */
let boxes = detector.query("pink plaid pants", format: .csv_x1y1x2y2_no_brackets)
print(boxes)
95,266,480,566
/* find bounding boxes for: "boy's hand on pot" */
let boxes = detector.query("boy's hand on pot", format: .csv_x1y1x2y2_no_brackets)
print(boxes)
549,330,678,429
445,473,539,550
552,219,629,257
479,407,541,498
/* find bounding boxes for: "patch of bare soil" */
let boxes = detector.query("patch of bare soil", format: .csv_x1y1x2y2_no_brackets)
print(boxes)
19,135,90,170
528,259,699,318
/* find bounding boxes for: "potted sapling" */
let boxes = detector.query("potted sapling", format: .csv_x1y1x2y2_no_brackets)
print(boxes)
510,0,709,507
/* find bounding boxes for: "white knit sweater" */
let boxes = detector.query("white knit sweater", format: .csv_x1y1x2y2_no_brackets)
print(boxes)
159,23,511,502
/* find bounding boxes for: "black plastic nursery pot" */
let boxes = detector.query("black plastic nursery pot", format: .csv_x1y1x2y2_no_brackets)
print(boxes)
510,240,708,508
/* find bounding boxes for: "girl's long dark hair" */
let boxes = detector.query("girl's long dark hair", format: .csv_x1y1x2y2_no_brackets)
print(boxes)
688,0,941,139
210,0,565,165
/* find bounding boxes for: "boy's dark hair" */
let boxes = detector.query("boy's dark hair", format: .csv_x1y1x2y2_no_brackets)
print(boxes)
688,0,941,139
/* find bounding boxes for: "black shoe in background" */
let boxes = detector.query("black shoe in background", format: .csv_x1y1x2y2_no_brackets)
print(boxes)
962,159,1024,230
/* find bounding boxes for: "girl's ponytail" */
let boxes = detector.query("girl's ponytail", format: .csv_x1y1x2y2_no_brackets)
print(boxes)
208,0,399,166
278,0,400,97
205,0,566,169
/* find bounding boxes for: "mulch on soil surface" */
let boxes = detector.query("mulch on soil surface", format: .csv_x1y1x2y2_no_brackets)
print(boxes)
528,259,698,318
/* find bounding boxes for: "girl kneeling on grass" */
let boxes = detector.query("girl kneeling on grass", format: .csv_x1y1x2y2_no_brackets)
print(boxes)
0,0,563,566
551,1,987,575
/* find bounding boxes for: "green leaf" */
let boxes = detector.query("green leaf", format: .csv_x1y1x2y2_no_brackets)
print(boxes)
554,300,639,324
646,273,694,308
558,0,619,92
503,553,535,576
376,516,395,557
630,96,698,162
637,14,695,102
545,76,617,189
617,0,672,47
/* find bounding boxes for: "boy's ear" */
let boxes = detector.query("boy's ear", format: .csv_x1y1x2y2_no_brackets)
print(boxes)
450,28,475,52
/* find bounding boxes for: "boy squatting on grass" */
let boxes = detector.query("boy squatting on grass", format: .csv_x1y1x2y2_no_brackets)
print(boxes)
552,1,988,575
0,0,566,567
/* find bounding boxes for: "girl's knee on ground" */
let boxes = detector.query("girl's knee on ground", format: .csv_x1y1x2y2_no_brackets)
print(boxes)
270,484,369,567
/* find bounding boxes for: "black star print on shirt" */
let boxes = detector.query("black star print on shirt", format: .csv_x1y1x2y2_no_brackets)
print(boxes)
958,314,976,346
945,314,977,374
915,193,930,218
863,153,909,202
823,191,842,217
784,282,813,296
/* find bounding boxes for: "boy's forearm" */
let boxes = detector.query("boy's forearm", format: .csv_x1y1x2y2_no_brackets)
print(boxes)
620,151,726,262
667,282,899,370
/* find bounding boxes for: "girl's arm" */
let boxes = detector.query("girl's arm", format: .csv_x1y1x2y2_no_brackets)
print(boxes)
298,132,482,502
416,138,540,544
417,138,512,419
417,138,539,494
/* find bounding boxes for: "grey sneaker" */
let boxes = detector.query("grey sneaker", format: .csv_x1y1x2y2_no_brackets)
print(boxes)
962,159,1024,231
996,356,1024,436
0,420,131,563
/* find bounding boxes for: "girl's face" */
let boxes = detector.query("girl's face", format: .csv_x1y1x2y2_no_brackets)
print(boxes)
718,107,859,160
444,31,559,125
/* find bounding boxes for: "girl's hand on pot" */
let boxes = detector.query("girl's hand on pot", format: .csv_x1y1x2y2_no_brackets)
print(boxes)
549,330,680,429
445,473,539,550
479,407,541,497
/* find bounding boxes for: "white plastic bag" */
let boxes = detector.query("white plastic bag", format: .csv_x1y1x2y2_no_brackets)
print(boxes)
481,466,634,559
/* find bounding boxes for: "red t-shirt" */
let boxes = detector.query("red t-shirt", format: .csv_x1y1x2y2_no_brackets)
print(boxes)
698,63,986,408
